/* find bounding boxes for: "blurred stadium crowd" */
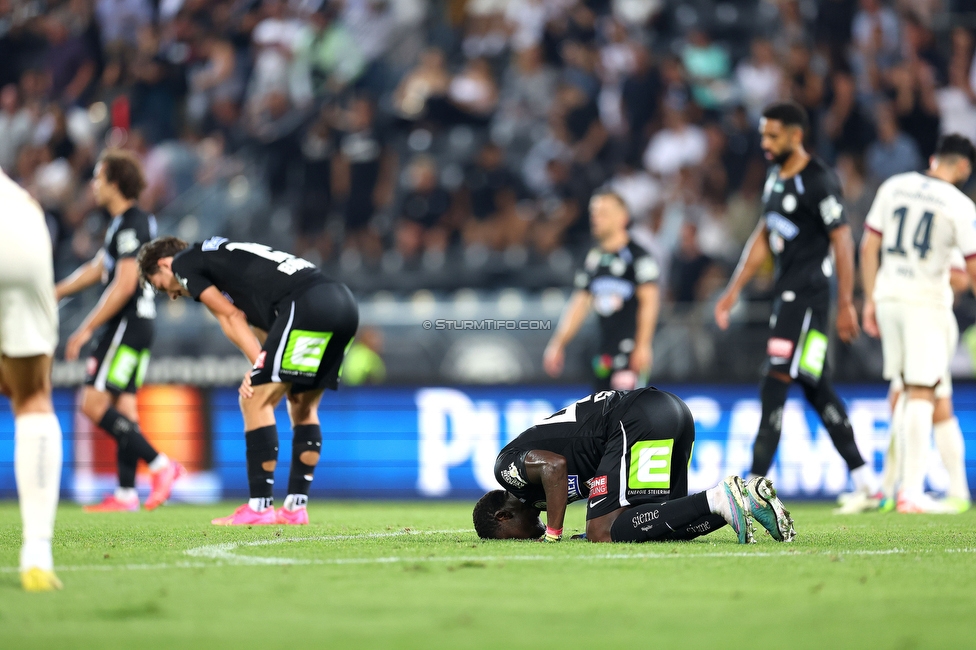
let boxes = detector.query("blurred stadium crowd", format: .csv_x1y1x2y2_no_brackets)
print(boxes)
4,0,976,381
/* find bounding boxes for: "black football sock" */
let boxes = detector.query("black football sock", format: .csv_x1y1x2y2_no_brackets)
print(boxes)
659,514,728,541
98,407,159,465
245,425,279,502
801,380,865,470
287,424,322,498
609,492,712,543
116,445,138,489
751,374,790,475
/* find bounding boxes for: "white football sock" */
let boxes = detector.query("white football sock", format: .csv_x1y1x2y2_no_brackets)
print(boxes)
901,399,935,500
881,393,905,500
283,494,308,511
15,413,62,571
850,464,878,495
248,497,273,512
705,484,730,519
934,417,969,501
148,452,170,473
114,487,138,502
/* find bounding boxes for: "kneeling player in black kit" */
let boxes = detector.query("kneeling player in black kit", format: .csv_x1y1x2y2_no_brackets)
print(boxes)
138,236,358,525
473,388,795,544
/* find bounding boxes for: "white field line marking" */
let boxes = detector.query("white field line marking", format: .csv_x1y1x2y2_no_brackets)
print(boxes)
3,530,975,573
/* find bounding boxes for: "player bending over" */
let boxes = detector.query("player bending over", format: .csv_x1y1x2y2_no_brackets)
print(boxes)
138,236,358,525
861,134,976,514
0,167,63,590
55,151,183,512
473,388,795,544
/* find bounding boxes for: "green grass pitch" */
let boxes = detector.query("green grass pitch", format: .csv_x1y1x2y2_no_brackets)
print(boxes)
1,501,975,649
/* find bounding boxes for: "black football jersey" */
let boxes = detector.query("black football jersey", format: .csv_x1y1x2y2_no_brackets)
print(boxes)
761,156,846,293
494,390,627,509
574,240,659,353
103,206,157,320
171,237,327,331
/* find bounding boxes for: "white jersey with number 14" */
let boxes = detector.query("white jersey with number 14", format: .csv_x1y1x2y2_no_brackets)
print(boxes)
865,171,976,308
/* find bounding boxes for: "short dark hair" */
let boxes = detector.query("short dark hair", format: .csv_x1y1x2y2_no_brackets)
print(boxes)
761,101,810,135
99,150,146,200
472,490,509,539
934,134,976,167
137,236,189,279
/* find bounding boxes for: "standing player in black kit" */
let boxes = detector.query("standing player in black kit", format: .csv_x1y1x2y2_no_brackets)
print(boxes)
544,191,660,391
714,102,878,511
138,236,359,525
473,388,795,544
55,151,184,513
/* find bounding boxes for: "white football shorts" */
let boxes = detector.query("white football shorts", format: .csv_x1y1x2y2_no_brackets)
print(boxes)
877,301,954,392
0,203,58,358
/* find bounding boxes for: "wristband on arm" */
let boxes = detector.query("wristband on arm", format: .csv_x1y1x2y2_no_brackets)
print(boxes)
544,526,562,542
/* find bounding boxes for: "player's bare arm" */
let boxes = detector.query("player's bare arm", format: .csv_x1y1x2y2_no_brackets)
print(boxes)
64,257,140,361
198,286,263,365
950,267,970,294
543,290,593,377
859,229,882,338
965,257,976,299
715,220,770,330
54,249,105,301
631,283,659,374
830,224,860,343
522,449,569,540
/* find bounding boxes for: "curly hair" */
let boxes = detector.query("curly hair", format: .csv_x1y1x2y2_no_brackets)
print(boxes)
472,490,509,539
99,149,147,200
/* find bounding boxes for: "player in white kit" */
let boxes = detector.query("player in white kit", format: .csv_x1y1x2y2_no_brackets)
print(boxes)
879,250,971,513
0,168,63,590
861,134,976,514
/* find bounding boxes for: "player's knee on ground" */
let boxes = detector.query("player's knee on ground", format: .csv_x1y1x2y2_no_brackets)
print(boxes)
585,514,615,543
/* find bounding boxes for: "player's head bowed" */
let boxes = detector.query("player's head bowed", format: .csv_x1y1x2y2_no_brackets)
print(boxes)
137,236,190,298
472,490,546,540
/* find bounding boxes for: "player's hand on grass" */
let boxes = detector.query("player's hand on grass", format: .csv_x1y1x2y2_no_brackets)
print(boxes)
836,302,860,343
239,372,254,400
714,290,737,330
543,343,564,377
862,300,879,338
64,327,93,361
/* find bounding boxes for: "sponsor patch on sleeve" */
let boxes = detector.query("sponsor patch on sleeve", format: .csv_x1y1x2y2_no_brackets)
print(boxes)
819,195,843,226
500,462,527,488
634,256,660,284
588,475,608,497
116,228,140,255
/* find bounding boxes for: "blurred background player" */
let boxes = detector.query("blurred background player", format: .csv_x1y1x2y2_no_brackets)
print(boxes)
868,250,970,514
139,236,358,525
715,101,877,510
861,134,976,514
55,151,183,512
544,191,660,390
0,167,63,591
